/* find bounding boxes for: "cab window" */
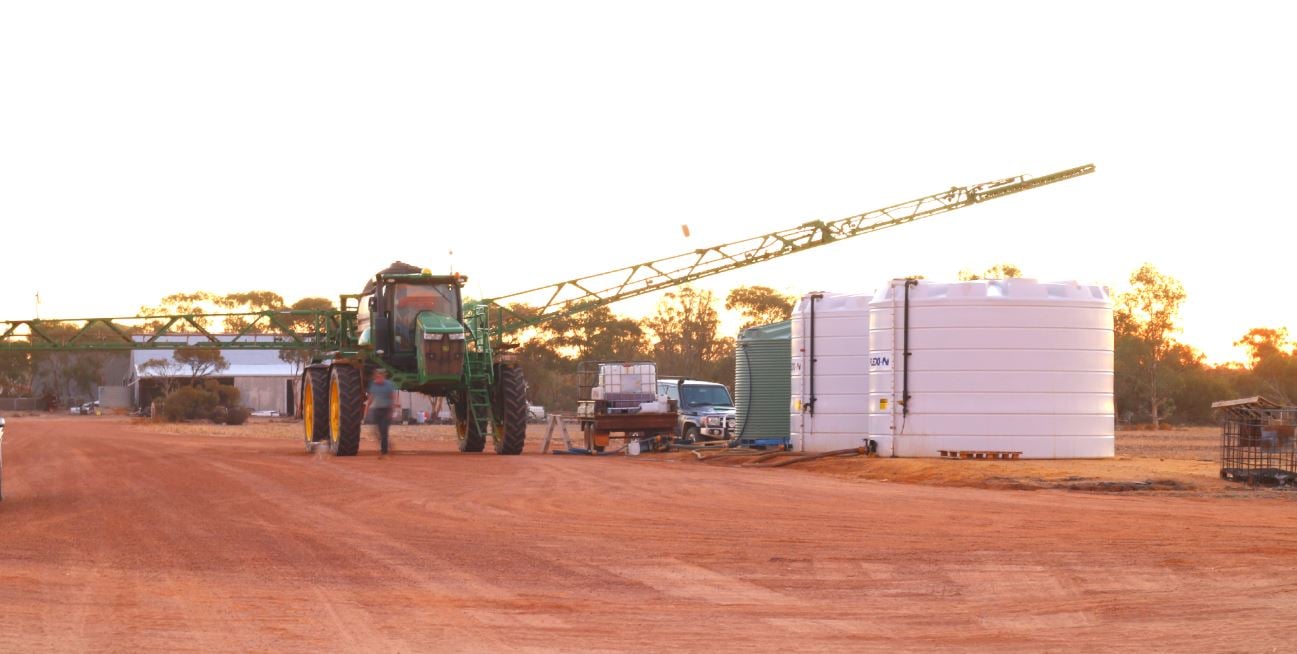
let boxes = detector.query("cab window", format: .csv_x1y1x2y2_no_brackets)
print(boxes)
391,283,457,351
658,382,679,401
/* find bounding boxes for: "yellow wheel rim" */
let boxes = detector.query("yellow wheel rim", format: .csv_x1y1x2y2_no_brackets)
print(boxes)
329,375,340,443
303,377,314,439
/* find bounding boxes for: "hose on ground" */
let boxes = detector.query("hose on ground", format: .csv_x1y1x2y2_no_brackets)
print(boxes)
551,447,619,456
692,447,765,461
741,447,871,468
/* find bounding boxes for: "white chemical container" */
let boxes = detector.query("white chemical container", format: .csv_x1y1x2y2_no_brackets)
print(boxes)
790,292,874,452
867,279,1114,459
597,362,655,395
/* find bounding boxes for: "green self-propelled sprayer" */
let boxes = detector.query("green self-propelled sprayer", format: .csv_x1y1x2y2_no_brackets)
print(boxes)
299,262,527,456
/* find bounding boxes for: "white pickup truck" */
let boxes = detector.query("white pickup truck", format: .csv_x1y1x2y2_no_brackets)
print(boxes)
527,403,546,423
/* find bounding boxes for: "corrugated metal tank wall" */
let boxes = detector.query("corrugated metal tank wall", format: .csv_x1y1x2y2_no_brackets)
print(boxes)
735,321,791,442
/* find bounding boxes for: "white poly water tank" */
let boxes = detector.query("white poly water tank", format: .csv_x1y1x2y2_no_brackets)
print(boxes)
867,279,1114,459
790,292,874,452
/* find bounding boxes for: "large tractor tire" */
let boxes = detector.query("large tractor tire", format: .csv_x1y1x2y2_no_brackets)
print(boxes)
328,365,363,457
302,367,330,451
494,366,528,455
455,392,486,453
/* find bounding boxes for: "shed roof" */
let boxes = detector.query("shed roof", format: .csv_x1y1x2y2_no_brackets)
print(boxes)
1211,396,1290,420
131,347,298,378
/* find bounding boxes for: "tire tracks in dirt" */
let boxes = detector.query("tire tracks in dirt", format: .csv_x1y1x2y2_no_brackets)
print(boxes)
4,418,1297,652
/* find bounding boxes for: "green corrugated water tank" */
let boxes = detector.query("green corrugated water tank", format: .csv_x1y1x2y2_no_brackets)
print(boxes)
735,320,792,443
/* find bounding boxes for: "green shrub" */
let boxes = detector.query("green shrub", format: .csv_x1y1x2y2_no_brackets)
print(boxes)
161,387,218,422
224,406,250,425
206,382,241,410
158,382,249,423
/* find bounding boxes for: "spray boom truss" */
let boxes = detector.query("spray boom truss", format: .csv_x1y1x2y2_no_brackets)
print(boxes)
0,310,347,352
0,164,1093,352
479,163,1095,335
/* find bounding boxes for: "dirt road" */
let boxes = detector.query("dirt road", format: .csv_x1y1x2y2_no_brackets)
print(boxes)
2,418,1295,652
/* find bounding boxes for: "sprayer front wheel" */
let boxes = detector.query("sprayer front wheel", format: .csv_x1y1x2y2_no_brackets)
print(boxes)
328,365,363,457
455,392,486,453
302,367,330,451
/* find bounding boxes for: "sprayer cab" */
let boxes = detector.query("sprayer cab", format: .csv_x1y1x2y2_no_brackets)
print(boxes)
360,270,469,378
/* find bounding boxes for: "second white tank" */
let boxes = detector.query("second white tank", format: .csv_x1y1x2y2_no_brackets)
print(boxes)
867,279,1114,459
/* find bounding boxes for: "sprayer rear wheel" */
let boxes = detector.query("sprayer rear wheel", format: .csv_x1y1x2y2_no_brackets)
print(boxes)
494,366,528,455
328,365,363,457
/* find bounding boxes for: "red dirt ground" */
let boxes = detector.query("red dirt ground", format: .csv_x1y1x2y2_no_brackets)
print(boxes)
2,417,1295,652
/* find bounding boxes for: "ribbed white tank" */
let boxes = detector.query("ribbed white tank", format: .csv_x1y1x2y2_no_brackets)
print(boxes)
867,279,1114,459
790,292,873,452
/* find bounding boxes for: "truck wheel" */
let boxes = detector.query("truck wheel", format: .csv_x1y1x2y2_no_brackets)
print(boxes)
455,393,486,453
328,365,363,456
683,424,700,443
302,367,330,451
494,366,527,455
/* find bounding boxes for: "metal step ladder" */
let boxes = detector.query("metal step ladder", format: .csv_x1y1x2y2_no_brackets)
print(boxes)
463,305,495,438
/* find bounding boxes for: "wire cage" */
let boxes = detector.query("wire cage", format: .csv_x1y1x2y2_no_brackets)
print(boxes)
1213,397,1297,486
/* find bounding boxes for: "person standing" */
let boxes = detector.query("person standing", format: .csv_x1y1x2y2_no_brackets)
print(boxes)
364,369,400,455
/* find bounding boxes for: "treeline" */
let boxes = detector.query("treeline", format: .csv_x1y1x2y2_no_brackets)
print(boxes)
8,272,1296,427
0,286,792,412
1114,264,1296,426
0,291,337,405
516,286,794,411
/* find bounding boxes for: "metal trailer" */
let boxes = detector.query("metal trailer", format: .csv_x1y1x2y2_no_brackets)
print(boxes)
577,362,678,452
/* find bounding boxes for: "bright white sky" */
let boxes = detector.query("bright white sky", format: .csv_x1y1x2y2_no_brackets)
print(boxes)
1,2,1292,364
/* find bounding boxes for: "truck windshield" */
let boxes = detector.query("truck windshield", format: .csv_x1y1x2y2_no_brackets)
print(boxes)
682,385,732,408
